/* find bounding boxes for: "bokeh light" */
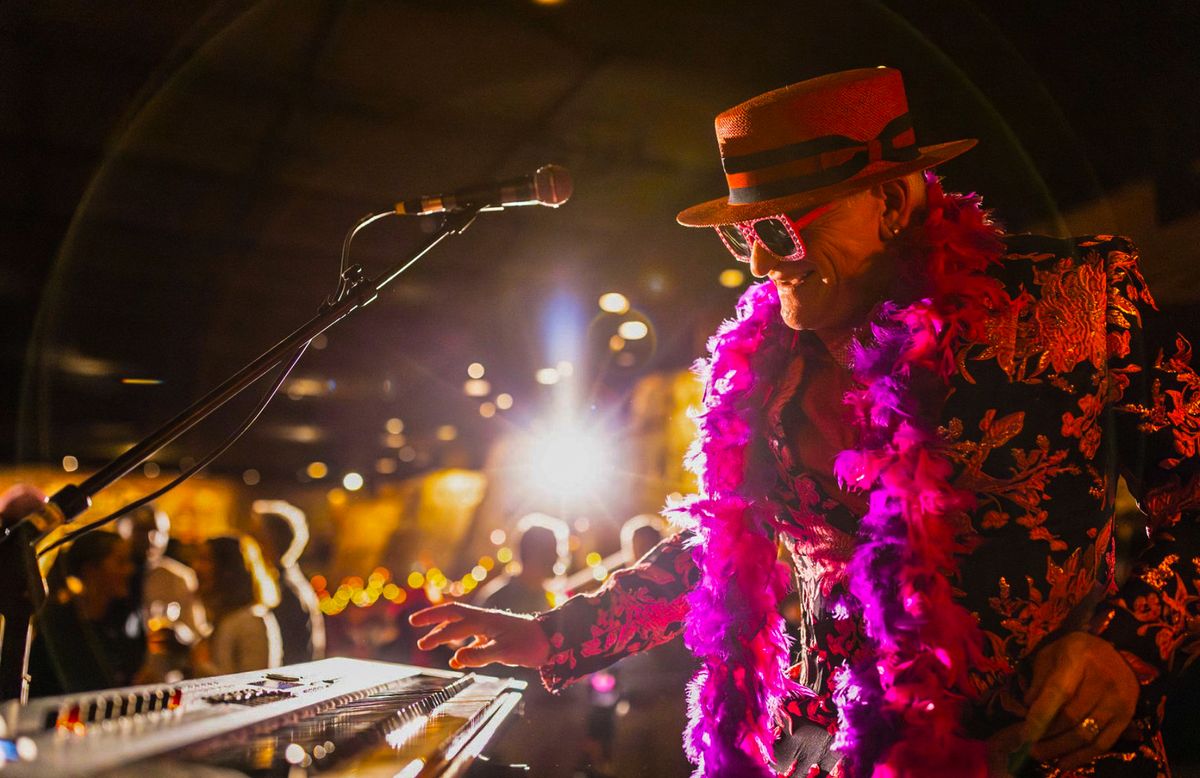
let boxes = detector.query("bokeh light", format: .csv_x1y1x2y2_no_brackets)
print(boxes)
464,379,490,397
598,292,630,314
386,417,404,435
467,362,485,379
719,268,746,288
495,393,513,410
342,472,364,491
62,455,79,472
307,461,328,479
618,320,649,340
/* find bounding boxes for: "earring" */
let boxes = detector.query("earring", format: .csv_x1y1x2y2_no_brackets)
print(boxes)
890,225,901,236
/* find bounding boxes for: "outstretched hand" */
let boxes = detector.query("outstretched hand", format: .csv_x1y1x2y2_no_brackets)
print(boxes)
409,602,551,671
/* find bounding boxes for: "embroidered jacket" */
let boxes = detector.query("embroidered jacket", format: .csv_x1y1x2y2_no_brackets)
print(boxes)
535,235,1198,776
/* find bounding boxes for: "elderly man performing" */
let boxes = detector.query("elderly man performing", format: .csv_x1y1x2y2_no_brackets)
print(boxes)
413,68,1196,777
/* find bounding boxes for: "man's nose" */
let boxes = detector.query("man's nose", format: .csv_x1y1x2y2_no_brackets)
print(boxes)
748,240,780,278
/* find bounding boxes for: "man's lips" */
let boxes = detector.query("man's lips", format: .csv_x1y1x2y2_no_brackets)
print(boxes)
774,260,820,287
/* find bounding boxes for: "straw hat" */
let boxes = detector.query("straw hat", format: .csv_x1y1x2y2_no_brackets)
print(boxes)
677,67,975,226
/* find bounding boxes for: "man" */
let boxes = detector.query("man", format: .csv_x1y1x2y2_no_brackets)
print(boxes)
475,513,568,614
249,500,325,665
413,68,1196,777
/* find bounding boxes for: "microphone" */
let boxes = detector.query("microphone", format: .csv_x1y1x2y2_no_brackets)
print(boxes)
394,164,573,215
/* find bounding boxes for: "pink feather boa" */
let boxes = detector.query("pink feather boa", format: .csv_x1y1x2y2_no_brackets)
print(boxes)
671,174,1008,777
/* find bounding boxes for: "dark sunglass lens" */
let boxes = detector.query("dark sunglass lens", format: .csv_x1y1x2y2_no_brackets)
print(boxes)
754,219,797,257
717,224,751,258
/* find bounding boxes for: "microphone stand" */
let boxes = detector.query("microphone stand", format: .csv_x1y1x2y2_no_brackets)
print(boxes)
0,206,483,703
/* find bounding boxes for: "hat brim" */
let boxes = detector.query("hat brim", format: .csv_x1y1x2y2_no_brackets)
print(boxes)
676,139,976,227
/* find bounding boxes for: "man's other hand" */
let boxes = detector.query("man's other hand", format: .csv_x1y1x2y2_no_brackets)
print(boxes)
1021,631,1139,771
409,602,551,671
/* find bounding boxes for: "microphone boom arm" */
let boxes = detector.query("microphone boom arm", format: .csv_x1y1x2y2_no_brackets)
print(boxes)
0,205,483,703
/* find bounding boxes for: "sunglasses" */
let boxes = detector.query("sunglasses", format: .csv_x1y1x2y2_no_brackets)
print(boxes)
714,203,833,262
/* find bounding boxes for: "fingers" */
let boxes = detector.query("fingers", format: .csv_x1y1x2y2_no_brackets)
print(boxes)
452,638,506,669
1055,716,1127,771
408,602,467,627
1022,671,1080,745
1020,633,1141,772
416,617,488,651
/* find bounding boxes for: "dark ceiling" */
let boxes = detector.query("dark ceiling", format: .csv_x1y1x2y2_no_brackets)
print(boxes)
3,0,1199,493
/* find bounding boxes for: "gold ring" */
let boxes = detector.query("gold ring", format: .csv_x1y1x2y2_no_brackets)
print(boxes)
1078,716,1100,739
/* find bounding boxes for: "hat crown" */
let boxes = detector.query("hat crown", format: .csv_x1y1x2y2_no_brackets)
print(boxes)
716,68,910,159
676,66,976,227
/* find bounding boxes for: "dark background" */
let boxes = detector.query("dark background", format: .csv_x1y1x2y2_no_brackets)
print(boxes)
3,0,1198,484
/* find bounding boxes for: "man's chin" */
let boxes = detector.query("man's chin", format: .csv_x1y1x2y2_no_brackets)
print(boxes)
777,302,810,331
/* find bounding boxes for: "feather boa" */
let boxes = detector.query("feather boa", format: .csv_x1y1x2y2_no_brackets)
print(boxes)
671,174,1008,777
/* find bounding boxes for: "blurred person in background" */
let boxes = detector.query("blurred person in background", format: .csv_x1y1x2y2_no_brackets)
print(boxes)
608,515,694,778
118,505,209,681
476,513,568,614
192,534,282,675
471,513,589,777
250,500,325,665
28,530,147,695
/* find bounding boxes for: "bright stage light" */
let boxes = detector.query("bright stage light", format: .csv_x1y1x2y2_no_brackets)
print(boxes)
521,422,611,501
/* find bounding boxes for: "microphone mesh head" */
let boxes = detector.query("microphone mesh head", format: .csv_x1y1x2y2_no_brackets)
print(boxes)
533,164,573,206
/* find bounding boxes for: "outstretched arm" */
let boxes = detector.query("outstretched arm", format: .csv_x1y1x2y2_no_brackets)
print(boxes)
411,530,698,691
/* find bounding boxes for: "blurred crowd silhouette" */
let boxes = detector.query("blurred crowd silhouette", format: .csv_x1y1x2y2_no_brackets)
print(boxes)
29,500,325,697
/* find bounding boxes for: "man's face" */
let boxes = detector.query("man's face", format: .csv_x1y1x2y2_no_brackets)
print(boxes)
748,189,897,333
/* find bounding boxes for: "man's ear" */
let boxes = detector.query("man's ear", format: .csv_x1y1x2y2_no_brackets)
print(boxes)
878,173,925,240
